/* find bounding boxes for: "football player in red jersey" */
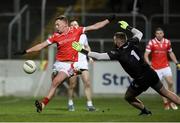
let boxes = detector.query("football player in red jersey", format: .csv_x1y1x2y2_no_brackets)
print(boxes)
144,27,180,110
14,15,115,113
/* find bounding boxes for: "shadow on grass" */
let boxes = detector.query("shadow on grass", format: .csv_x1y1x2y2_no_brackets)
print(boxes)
46,107,67,111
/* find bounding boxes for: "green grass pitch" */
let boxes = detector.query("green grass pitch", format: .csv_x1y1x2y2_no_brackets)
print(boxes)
0,95,180,122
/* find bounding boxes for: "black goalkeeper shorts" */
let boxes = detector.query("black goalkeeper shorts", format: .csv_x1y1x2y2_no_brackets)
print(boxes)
129,68,163,93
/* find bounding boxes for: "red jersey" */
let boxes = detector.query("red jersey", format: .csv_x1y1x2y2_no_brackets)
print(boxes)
145,38,172,69
47,26,85,62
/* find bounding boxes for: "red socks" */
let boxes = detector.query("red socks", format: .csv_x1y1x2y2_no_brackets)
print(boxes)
42,97,50,105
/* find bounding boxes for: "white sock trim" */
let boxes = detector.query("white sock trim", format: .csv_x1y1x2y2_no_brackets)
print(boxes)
87,101,93,106
68,99,74,105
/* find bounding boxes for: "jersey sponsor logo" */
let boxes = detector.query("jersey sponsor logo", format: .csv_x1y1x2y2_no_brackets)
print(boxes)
154,50,166,53
102,73,132,86
154,44,158,47
57,37,76,45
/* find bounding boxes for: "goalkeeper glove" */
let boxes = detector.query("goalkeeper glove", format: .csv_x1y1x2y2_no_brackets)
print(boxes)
72,42,89,55
176,63,180,70
14,49,27,55
118,21,133,31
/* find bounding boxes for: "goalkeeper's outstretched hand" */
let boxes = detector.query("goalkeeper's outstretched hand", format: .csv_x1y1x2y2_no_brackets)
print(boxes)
72,41,89,55
118,21,129,30
14,49,27,55
72,42,82,52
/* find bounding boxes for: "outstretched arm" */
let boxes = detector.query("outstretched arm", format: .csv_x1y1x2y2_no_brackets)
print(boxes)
26,41,49,53
84,15,115,32
84,19,110,32
88,52,110,60
14,41,49,55
72,41,110,60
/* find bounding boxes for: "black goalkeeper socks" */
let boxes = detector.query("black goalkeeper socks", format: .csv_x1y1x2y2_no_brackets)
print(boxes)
139,107,152,116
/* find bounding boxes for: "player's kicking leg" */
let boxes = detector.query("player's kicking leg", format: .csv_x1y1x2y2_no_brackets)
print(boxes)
35,100,43,113
35,71,68,113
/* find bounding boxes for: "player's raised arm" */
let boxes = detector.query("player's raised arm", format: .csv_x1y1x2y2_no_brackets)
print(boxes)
84,15,115,32
118,21,143,41
72,41,110,60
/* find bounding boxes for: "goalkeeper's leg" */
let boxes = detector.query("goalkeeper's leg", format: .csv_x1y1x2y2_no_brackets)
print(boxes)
124,86,152,116
154,82,180,106
164,75,178,110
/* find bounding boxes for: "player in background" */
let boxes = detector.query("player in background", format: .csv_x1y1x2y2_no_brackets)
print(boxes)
67,20,95,111
72,21,180,115
144,27,180,110
14,15,115,113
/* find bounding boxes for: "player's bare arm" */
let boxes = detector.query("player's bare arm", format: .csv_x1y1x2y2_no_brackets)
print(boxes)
169,51,180,68
26,41,49,53
14,41,49,55
84,19,110,32
84,15,115,32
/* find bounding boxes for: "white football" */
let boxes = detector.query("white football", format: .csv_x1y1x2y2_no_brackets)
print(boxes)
23,60,36,74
